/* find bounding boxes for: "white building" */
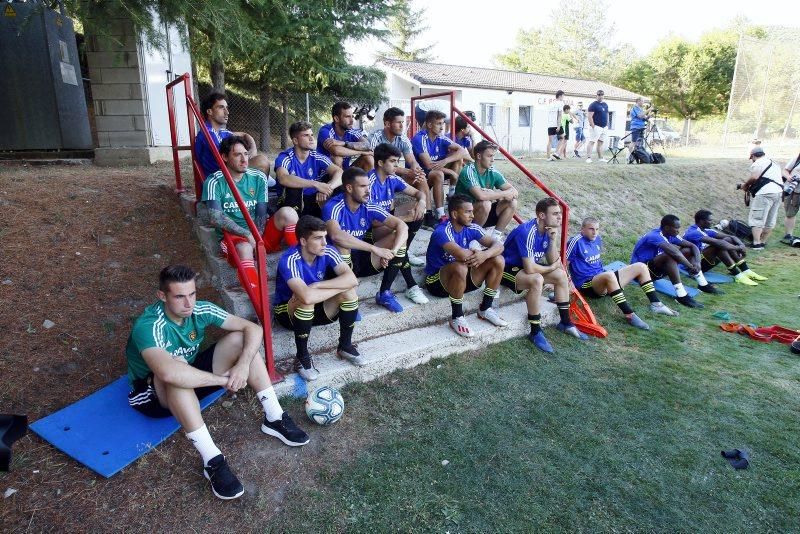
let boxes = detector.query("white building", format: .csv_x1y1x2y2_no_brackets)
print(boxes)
376,58,644,153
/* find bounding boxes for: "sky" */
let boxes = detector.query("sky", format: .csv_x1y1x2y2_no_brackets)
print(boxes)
351,0,794,68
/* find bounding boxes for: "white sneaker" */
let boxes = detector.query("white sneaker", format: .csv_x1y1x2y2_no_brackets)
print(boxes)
599,157,608,163
491,229,504,242
477,307,508,327
586,157,593,163
407,253,425,267
449,316,474,338
405,285,429,304
650,302,679,316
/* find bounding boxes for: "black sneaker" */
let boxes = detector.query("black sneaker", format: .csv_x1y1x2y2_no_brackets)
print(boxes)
750,243,765,250
780,234,794,245
204,454,244,500
697,283,723,295
675,295,704,309
261,412,310,447
422,211,437,230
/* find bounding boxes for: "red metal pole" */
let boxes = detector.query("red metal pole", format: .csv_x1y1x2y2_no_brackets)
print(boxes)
449,91,456,145
165,82,184,193
183,75,200,198
256,241,281,383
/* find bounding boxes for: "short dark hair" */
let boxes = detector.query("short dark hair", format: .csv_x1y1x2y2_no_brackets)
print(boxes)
563,105,571,111
455,115,469,132
661,214,680,228
555,90,565,98
296,215,327,240
201,92,226,119
332,101,352,118
695,209,713,224
448,194,473,216
159,265,197,293
425,110,446,125
374,142,402,164
535,197,559,216
289,121,313,140
219,135,249,156
474,140,497,158
383,107,405,123
342,166,368,188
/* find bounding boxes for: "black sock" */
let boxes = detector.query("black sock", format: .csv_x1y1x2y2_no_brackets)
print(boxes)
727,264,742,275
402,266,417,288
480,287,497,311
556,301,571,324
338,299,359,348
406,219,422,248
450,295,463,319
292,308,314,367
737,259,750,271
380,247,405,292
640,279,660,304
529,314,542,335
609,289,634,315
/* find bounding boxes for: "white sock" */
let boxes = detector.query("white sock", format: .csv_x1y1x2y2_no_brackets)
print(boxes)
436,207,445,218
186,424,222,465
674,283,688,298
693,271,708,286
256,387,284,422
447,186,456,196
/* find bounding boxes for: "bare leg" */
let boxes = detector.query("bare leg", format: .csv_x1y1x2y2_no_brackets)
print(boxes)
494,198,517,233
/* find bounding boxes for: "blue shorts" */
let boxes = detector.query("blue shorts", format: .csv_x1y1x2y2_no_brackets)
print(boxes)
575,127,585,142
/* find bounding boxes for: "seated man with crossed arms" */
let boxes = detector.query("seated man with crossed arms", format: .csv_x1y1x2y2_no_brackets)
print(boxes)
317,101,374,171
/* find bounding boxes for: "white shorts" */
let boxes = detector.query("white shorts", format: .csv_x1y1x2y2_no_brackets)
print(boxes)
588,125,608,143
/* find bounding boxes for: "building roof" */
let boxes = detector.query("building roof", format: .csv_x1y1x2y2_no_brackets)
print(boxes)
378,58,643,101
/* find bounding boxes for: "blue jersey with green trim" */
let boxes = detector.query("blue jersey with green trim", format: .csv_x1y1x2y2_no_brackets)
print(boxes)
566,234,604,286
425,221,486,275
368,169,408,211
322,194,390,241
503,219,551,268
274,245,344,303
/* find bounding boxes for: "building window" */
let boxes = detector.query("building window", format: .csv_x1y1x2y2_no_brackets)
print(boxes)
519,106,531,127
480,103,496,127
608,111,614,130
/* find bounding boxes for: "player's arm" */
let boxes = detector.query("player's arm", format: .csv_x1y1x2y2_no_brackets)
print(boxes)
255,202,268,234
521,256,561,275
325,164,343,190
142,347,228,389
433,144,470,168
544,227,560,266
701,234,740,251
325,219,375,254
207,201,253,242
231,132,257,157
401,150,426,180
288,263,357,303
380,215,409,255
658,241,698,270
402,183,426,220
587,110,595,128
476,234,504,258
217,314,264,391
311,262,358,291
323,137,368,157
276,166,330,194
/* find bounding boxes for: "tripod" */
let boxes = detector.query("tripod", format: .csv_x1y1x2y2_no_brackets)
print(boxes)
643,113,661,154
607,132,631,164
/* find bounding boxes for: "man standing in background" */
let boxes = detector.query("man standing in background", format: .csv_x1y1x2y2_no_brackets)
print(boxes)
585,90,609,163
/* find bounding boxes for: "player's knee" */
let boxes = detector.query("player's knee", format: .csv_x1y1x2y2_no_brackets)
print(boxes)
476,200,491,214
276,207,299,226
428,171,443,184
528,272,544,291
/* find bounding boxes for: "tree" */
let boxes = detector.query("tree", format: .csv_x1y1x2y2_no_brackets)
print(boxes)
380,0,436,62
494,0,632,80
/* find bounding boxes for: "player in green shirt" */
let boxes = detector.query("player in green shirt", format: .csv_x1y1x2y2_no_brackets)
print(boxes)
454,140,518,240
202,136,299,317
125,265,309,500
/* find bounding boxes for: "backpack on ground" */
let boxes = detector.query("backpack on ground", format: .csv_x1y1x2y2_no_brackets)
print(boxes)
722,219,752,242
629,146,652,164
651,152,666,164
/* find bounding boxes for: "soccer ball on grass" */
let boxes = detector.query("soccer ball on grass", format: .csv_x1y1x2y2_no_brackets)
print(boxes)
305,385,344,425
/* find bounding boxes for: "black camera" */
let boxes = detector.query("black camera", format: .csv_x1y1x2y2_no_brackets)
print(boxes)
736,183,744,190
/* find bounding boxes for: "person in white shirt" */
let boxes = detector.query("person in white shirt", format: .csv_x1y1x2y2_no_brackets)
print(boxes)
744,146,784,249
546,90,565,161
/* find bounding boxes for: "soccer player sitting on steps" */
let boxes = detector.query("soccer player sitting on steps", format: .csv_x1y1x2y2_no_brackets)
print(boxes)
566,217,679,332
425,194,507,338
454,140,519,241
202,136,299,317
317,101,374,171
684,210,767,286
369,143,430,304
273,216,363,380
323,167,410,312
502,198,588,353
630,214,713,309
275,121,343,219
126,265,308,501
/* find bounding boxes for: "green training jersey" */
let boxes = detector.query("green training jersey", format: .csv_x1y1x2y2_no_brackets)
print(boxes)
125,300,228,387
202,168,269,239
455,162,508,202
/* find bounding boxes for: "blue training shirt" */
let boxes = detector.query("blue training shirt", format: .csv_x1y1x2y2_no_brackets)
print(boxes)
449,133,473,151
631,228,683,264
588,101,609,128
425,221,486,275
317,123,365,169
683,224,719,251
503,219,551,268
194,122,233,178
274,244,344,303
322,193,390,241
411,130,455,171
630,105,647,130
566,234,604,287
368,169,408,212
274,148,332,196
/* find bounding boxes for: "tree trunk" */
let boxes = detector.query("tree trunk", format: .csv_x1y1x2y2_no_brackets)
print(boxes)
280,92,290,149
259,85,272,152
210,57,225,93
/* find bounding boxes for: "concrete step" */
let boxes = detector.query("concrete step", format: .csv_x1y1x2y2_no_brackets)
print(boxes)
272,299,560,398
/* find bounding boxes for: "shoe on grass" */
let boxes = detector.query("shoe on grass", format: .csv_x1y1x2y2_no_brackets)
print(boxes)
449,315,474,338
336,344,366,367
749,243,765,250
780,233,794,245
295,355,320,382
405,285,429,304
556,322,589,340
204,455,244,500
735,273,758,286
627,313,651,330
697,283,723,295
599,157,608,163
477,307,508,327
650,302,679,316
528,331,554,353
261,412,309,447
376,290,403,312
675,295,704,308
407,253,425,267
586,157,593,163
744,270,767,281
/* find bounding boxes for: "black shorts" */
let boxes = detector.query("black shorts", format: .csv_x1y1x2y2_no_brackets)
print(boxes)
499,264,526,294
547,127,558,137
484,202,500,228
274,300,336,330
278,182,342,218
351,249,381,277
576,270,619,298
700,254,719,272
646,259,668,280
128,343,221,418
425,267,480,298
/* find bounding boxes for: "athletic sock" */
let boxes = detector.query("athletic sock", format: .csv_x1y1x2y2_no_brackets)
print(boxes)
436,206,446,218
292,308,314,364
380,248,405,292
640,279,661,303
693,271,709,286
256,387,284,422
340,253,353,269
240,259,259,290
480,287,497,311
406,219,422,248
449,295,464,319
736,259,750,272
609,289,634,315
528,314,542,335
673,282,688,298
338,299,359,348
262,219,283,250
283,224,297,246
727,263,742,275
186,424,222,466
556,301,572,325
401,266,418,288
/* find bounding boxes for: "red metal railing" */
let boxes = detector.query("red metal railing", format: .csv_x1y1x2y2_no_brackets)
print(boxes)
165,73,283,383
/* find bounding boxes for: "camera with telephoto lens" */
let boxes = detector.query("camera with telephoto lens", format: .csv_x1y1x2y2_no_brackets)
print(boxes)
784,176,800,196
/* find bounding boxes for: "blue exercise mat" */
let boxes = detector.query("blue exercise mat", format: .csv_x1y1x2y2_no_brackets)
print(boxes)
679,265,733,283
30,376,225,478
603,261,700,297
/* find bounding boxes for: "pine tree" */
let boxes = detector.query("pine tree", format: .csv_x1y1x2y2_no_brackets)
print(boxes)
380,0,436,62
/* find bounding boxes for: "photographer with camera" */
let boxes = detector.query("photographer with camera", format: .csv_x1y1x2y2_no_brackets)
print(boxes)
629,97,653,149
740,146,784,250
780,150,800,246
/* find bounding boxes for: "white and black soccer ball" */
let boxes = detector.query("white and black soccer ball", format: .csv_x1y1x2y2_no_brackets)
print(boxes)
305,386,344,426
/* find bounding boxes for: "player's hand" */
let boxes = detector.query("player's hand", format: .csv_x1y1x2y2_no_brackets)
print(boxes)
465,250,485,268
413,167,426,182
686,263,700,275
413,201,426,220
224,363,249,392
246,234,257,248
429,161,445,171
316,191,330,204
314,181,334,196
545,226,558,241
373,246,395,262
